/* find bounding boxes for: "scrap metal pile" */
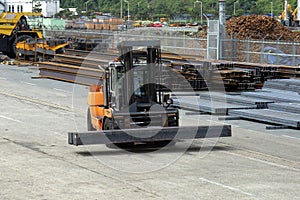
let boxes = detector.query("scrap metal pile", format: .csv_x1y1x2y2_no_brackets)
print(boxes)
226,15,297,41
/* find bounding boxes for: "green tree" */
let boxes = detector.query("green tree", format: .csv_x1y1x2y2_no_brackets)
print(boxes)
58,0,300,20
32,1,42,13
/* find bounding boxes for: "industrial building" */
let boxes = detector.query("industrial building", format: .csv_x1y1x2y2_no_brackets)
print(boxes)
0,0,59,17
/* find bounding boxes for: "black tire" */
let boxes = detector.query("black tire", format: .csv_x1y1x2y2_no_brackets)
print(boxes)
103,117,113,130
153,140,176,147
7,34,33,58
87,107,96,131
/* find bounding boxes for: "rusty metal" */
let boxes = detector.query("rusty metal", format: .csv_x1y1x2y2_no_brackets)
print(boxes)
36,48,300,90
38,61,104,85
53,54,109,68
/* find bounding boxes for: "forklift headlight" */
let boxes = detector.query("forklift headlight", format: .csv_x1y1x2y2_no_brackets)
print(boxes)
109,102,116,108
166,99,173,105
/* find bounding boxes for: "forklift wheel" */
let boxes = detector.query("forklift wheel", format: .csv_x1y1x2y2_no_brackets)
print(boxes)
7,34,33,58
103,117,114,130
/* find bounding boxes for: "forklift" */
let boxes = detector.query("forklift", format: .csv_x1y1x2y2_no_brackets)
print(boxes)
68,40,231,147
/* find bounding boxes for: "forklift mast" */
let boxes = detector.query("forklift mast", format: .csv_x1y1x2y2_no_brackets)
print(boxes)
112,40,163,111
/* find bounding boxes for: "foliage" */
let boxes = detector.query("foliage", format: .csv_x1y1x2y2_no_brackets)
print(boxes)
32,1,42,13
60,0,299,20
54,9,74,19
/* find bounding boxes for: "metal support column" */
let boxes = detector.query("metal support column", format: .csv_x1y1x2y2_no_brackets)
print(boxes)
298,0,300,22
218,0,226,60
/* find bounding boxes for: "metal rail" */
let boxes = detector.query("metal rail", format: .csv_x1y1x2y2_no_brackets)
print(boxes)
38,61,104,85
53,54,109,68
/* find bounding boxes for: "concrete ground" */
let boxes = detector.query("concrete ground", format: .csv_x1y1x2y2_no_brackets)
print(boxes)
0,64,299,200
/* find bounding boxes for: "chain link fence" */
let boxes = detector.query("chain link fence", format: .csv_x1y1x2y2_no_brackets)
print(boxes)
222,34,300,66
46,28,207,59
113,28,207,59
46,28,300,66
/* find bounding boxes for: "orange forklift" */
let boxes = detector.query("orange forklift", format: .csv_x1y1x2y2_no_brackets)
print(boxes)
68,40,231,147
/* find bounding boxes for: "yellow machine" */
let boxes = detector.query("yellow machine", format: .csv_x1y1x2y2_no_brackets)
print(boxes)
0,12,43,58
16,38,69,60
292,7,299,23
280,3,300,27
0,12,69,60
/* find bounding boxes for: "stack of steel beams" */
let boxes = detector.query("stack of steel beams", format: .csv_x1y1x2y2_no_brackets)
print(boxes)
241,91,300,103
38,62,104,85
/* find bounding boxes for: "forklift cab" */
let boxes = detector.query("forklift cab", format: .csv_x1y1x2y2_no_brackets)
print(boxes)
19,16,29,30
108,61,161,112
109,40,161,110
106,40,178,128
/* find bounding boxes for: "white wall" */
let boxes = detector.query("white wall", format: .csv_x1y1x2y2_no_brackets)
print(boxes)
4,0,32,13
40,0,60,17
3,0,60,17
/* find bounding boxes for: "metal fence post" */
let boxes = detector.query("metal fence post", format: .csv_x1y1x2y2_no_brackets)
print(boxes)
183,30,186,55
276,39,280,65
292,42,296,66
230,34,236,61
246,39,250,63
261,40,265,64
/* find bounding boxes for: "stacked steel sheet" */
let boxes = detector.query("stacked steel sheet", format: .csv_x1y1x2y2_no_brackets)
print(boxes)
198,92,273,108
241,90,300,103
173,96,255,115
263,79,300,93
229,109,300,128
228,78,300,128
268,103,300,114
